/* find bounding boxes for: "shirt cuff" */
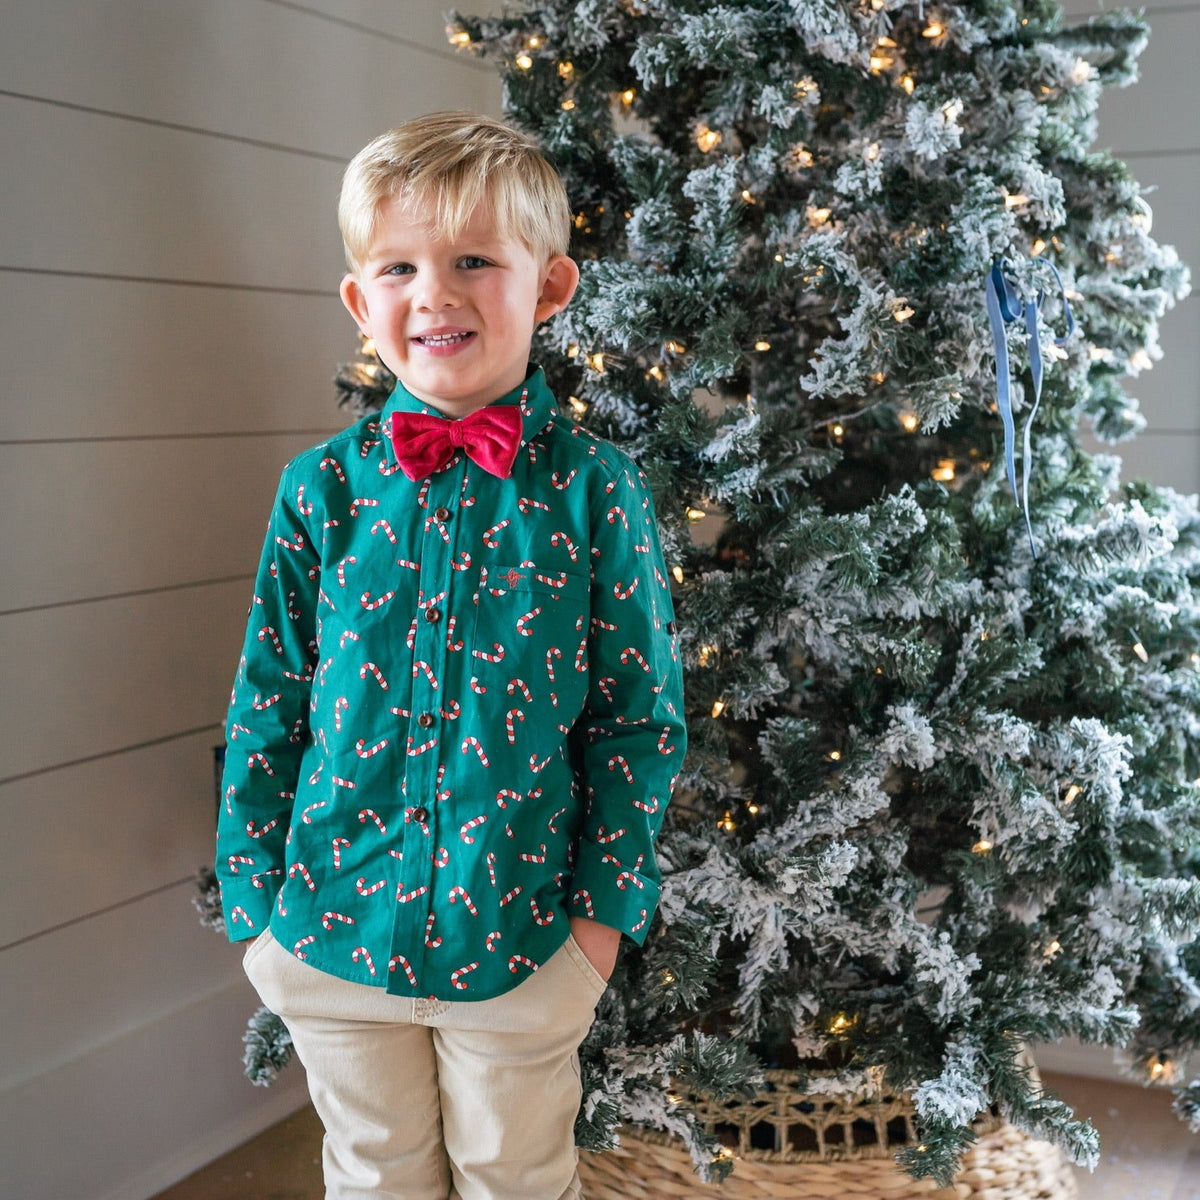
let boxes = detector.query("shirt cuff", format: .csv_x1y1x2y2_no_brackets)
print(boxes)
569,842,661,946
219,879,277,942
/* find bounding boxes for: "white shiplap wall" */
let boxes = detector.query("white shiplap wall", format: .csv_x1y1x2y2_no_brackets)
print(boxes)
0,4,499,1199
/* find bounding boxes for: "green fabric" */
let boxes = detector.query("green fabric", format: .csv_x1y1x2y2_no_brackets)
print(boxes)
217,368,686,999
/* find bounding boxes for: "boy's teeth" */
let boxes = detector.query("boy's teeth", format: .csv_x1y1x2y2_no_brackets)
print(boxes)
419,332,471,346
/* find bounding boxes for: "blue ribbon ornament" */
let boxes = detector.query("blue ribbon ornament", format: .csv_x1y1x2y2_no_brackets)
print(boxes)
984,258,1076,555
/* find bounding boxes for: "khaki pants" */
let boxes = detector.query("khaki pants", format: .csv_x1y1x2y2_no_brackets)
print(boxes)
243,928,607,1200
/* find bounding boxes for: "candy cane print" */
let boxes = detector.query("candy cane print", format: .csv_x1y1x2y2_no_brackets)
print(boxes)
480,930,501,953
413,660,441,688
508,954,540,975
472,643,506,664
551,469,577,489
252,691,282,710
425,913,442,949
379,457,403,477
331,836,351,869
451,962,480,990
322,910,356,931
462,736,490,766
300,800,328,823
227,854,255,874
407,735,438,757
390,955,419,987
257,626,284,655
632,795,661,814
548,806,568,834
657,727,676,755
348,496,378,516
549,533,579,561
397,558,420,572
572,889,595,919
416,478,432,508
450,550,473,574
370,519,396,544
406,615,418,651
322,519,340,534
396,883,429,904
334,696,350,731
515,607,542,637
355,876,387,896
424,512,451,544
482,519,510,548
530,751,555,774
546,647,561,683
338,629,360,649
358,809,387,835
574,636,588,674
606,505,629,529
614,580,641,601
248,752,276,776
336,556,358,587
449,885,478,915
294,935,316,959
229,906,255,929
286,590,302,622
505,708,525,743
406,806,430,832
355,736,390,759
518,843,547,864
470,675,487,694
631,910,649,935
319,455,346,483
224,783,236,816
597,826,627,844
229,722,251,741
498,885,523,907
318,655,335,686
486,852,498,887
439,700,461,721
619,646,651,673
608,755,635,783
246,817,280,839
352,946,377,976
360,661,389,690
461,814,487,843
288,862,316,891
296,483,313,515
529,897,555,926
431,846,450,868
360,436,380,457
275,531,306,552
277,888,288,916
446,615,464,653
616,871,645,891
518,496,550,514
361,589,395,612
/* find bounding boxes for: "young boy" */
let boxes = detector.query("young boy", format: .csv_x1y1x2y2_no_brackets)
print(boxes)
216,112,686,1200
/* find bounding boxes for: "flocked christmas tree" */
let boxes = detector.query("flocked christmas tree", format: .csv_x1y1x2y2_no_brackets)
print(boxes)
411,0,1198,1186
213,0,1200,1187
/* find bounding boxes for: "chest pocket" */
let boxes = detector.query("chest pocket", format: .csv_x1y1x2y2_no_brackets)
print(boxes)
469,563,590,713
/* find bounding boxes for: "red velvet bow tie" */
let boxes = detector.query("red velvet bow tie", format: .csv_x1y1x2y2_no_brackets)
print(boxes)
388,405,524,481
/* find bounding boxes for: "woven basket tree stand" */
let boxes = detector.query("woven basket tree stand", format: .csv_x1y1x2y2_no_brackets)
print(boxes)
577,1071,1079,1200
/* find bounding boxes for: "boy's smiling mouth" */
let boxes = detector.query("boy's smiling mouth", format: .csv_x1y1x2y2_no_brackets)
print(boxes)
413,330,476,348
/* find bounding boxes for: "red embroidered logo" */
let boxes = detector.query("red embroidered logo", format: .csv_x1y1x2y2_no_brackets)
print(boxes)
501,568,525,588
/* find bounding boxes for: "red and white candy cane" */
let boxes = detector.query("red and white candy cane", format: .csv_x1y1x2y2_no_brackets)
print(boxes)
505,708,525,742
246,818,279,839
620,646,652,672
530,750,554,774
572,888,595,919
616,871,645,891
462,736,490,766
529,897,555,926
548,806,568,833
439,700,461,720
297,483,313,515
294,935,316,959
318,656,335,686
286,590,302,621
301,802,329,826
288,862,316,891
334,696,350,731
633,795,661,814
396,883,429,904
613,579,641,601
355,736,390,759
407,735,438,757
597,825,627,844
483,929,501,952
486,852,498,888
358,809,387,835
248,752,276,776
519,843,547,864
507,678,533,701
425,913,442,949
606,505,629,529
431,845,449,868
370,519,397,544
224,783,236,816
398,557,420,571
275,532,305,552
470,675,487,694
451,961,480,990
352,946,377,976
331,836,350,869
551,469,577,489
546,647,561,682
508,954,539,975
360,661,389,690
229,722,251,741
450,550,473,572
472,643,506,664
406,615,418,650
631,910,648,935
608,754,635,783
361,435,380,457
356,876,387,896
498,884,523,907
425,512,451,544
336,556,358,587
446,615,464,652
361,589,395,611
550,532,579,560
338,629,360,648
516,607,542,636
461,814,487,844
518,496,550,513
482,519,511,548
413,660,441,688
574,637,588,673
319,455,346,483
379,457,402,477
227,854,255,874
597,677,617,703
657,727,676,755
416,478,432,508
348,496,378,516
252,691,281,710
390,955,418,986
322,910,355,930
257,626,284,654
449,885,478,914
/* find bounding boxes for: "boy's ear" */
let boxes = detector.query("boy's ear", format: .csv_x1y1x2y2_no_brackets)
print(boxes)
534,256,580,325
339,273,372,334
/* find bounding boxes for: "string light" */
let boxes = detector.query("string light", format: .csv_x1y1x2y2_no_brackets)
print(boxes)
558,60,574,79
561,99,576,111
686,506,708,522
870,371,885,385
568,395,588,417
1031,238,1047,256
447,27,472,47
900,75,915,94
662,970,676,986
923,21,945,38
718,810,736,831
1063,784,1082,805
646,365,665,381
696,125,722,152
515,52,534,70
793,78,818,98
1004,191,1029,208
747,802,760,816
754,339,771,351
665,340,686,355
972,838,993,854
586,352,606,374
1043,939,1062,959
672,565,685,584
698,644,718,667
830,423,845,438
741,188,756,204
711,700,726,718
620,87,637,105
828,750,842,762
807,205,832,227
892,305,915,322
931,459,956,483
900,411,920,432
567,343,580,358
829,1013,854,1034
1132,639,1149,663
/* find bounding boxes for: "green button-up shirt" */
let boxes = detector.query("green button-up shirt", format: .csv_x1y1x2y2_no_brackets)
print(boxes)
217,368,686,1000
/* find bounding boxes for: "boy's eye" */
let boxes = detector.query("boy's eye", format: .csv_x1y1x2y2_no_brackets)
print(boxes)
459,255,491,270
385,263,415,276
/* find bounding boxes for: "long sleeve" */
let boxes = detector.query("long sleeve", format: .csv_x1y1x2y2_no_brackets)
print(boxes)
216,468,320,939
567,459,687,944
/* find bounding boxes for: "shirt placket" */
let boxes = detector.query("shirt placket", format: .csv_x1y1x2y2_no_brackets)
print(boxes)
387,459,463,995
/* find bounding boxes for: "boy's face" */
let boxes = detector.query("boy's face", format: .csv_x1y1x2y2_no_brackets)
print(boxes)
340,199,578,419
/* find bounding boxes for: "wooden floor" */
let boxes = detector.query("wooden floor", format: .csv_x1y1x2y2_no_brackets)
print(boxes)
153,1071,1200,1199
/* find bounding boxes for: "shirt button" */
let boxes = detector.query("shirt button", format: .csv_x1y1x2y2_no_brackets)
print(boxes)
417,712,434,728
434,506,451,521
425,607,441,623
667,620,678,634
411,806,429,823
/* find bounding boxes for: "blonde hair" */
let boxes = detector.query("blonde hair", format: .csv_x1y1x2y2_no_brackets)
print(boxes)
338,112,572,272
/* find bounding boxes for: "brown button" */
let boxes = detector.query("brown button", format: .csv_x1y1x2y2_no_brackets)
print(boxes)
411,806,429,823
425,607,441,623
667,620,677,634
417,712,434,728
434,506,451,521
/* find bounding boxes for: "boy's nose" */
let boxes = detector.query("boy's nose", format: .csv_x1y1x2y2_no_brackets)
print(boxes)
416,268,461,310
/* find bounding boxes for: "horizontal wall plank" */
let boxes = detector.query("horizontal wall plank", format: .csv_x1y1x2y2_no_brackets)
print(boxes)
1,94,345,289
0,434,327,611
0,884,244,1091
0,976,309,1200
1125,296,1199,434
0,0,496,160
1114,429,1200,495
0,731,228,949
290,0,504,50
0,273,357,441
0,580,248,781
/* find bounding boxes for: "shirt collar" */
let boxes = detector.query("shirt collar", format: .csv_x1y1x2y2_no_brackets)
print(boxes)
379,366,557,466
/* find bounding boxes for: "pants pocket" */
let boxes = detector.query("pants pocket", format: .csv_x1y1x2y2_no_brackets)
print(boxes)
563,933,609,999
